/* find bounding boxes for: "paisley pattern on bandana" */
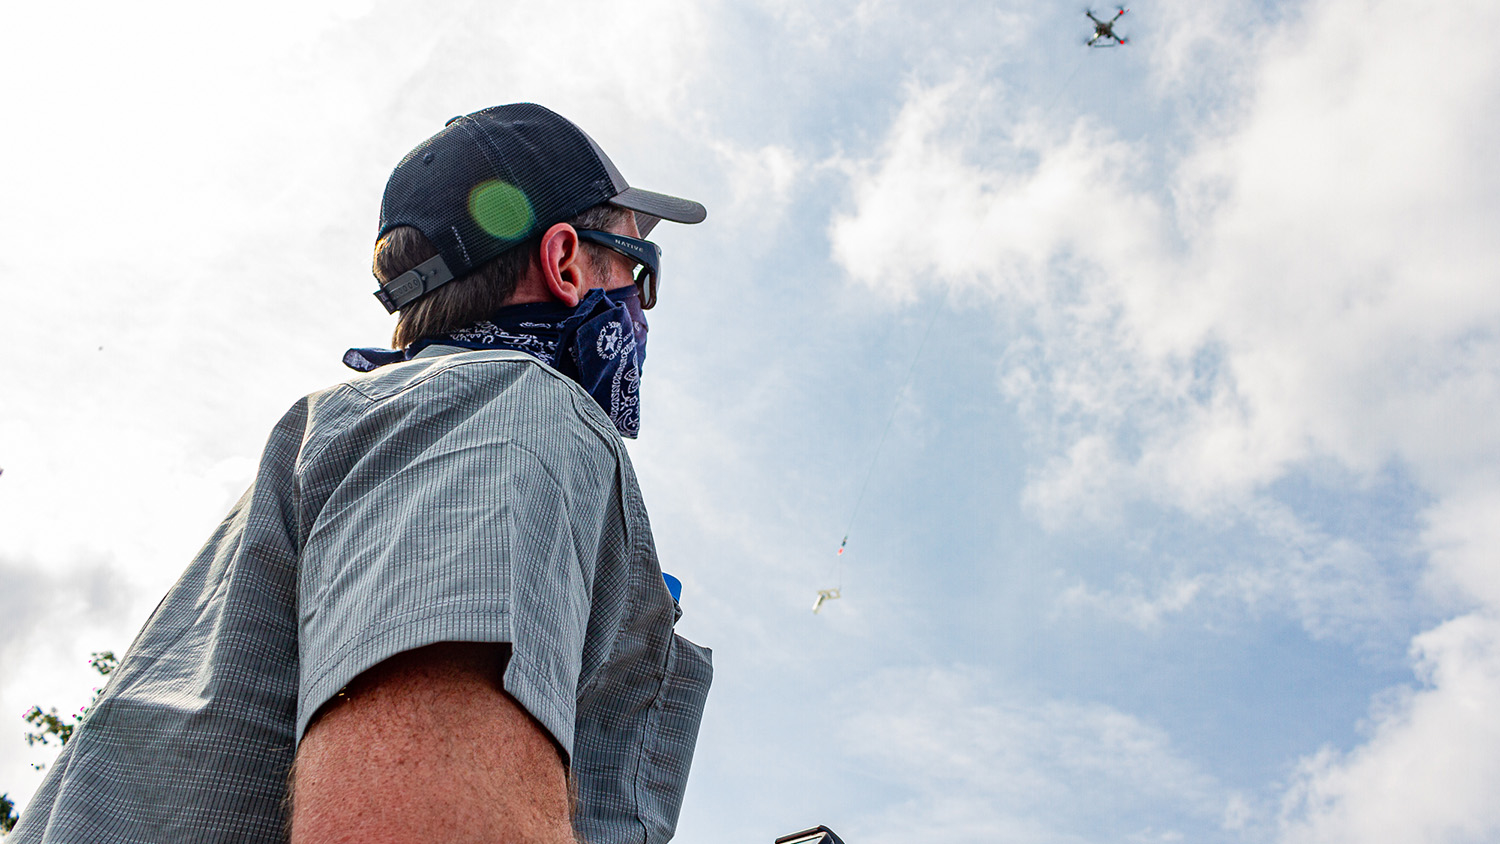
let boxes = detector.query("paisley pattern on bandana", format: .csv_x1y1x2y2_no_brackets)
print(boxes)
343,287,648,438
568,293,645,438
443,321,558,365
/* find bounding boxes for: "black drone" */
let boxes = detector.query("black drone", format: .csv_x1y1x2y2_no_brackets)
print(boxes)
1086,8,1129,47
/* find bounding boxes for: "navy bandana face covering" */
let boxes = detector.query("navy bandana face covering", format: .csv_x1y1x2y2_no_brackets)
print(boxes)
344,287,649,438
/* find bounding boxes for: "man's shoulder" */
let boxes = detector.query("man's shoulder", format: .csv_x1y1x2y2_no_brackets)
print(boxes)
340,347,571,402
295,347,621,464
301,348,581,424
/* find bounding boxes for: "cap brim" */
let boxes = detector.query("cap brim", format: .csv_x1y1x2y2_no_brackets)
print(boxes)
611,187,706,237
633,213,663,237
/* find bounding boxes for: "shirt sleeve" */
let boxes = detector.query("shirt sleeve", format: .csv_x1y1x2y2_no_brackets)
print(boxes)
293,362,624,759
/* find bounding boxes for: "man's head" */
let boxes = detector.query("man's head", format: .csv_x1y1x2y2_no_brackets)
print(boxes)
371,103,705,347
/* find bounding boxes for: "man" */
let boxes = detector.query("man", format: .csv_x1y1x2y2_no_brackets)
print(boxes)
12,103,712,844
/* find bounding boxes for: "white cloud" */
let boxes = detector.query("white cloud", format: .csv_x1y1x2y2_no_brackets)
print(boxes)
830,76,1173,307
828,0,1500,574
1060,575,1206,630
1420,489,1500,611
1142,0,1271,100
840,665,1222,843
829,0,1500,840
0,553,133,803
1279,613,1500,844
1058,497,1412,645
709,141,805,235
831,1,1500,512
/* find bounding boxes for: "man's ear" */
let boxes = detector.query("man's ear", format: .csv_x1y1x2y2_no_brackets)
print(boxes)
538,223,586,307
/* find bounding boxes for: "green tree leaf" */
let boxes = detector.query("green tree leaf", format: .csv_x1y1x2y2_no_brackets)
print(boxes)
5,648,122,827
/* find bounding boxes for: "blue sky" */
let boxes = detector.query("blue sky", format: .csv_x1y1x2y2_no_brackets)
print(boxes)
3,1,1499,842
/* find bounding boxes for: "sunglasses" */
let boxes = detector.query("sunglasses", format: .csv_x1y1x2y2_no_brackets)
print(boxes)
575,228,662,310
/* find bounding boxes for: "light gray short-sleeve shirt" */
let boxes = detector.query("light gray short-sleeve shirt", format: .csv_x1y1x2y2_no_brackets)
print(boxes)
12,347,712,844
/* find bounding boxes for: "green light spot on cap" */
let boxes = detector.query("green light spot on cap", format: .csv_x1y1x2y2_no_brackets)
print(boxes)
468,180,534,240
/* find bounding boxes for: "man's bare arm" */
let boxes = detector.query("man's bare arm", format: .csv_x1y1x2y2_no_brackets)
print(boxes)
290,642,575,844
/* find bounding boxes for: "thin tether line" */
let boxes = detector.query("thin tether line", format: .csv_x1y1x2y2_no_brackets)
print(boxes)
1038,51,1088,118
831,47,1089,590
836,293,946,588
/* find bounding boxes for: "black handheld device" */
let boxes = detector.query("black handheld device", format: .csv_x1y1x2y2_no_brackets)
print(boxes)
775,826,846,844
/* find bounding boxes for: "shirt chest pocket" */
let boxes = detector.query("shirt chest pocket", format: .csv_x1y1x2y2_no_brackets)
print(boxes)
572,632,713,844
